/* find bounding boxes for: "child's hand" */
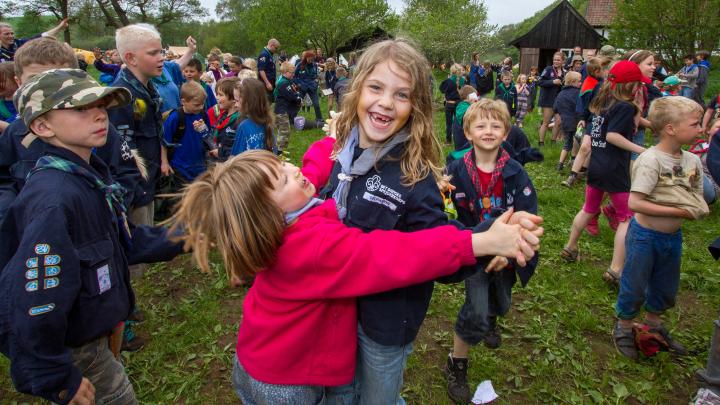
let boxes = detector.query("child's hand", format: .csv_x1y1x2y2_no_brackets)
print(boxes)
92,47,102,61
577,120,586,129
322,110,341,138
484,209,542,267
209,149,219,158
186,36,197,53
69,377,95,405
193,119,208,133
437,174,456,194
485,256,509,273
161,161,174,177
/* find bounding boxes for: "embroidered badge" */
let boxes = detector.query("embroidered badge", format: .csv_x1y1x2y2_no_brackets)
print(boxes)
362,191,397,211
25,280,38,292
34,244,50,254
44,277,60,289
366,175,382,192
44,255,61,266
455,192,466,199
97,265,111,294
506,193,514,205
25,269,38,279
523,186,532,197
45,266,61,277
28,303,55,316
26,257,38,268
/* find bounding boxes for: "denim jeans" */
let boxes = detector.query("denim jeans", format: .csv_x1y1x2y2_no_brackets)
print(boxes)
681,86,695,99
54,337,137,405
615,219,682,319
232,356,325,405
299,87,323,122
354,323,413,405
454,267,516,345
444,103,457,143
631,129,645,161
704,174,717,204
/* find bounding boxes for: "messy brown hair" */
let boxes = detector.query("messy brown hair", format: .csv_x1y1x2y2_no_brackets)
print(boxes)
216,77,239,99
236,78,275,150
334,38,442,185
14,38,78,79
167,150,285,280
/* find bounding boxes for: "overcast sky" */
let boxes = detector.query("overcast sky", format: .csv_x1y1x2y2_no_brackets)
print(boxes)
199,0,557,27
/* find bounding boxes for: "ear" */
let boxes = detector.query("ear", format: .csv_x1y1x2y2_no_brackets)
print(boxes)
122,51,135,67
14,75,21,87
29,115,55,139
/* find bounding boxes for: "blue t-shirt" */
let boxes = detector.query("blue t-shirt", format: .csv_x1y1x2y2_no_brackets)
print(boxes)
163,110,210,181
230,118,269,156
1,99,18,123
153,61,184,112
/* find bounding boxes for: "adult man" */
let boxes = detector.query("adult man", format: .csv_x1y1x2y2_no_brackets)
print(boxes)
564,45,582,70
258,38,279,102
0,19,69,62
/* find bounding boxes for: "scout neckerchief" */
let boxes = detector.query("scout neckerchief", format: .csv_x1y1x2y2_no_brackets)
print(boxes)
332,125,409,220
580,75,598,96
463,147,510,221
118,68,164,137
0,99,13,121
284,198,323,224
212,109,239,143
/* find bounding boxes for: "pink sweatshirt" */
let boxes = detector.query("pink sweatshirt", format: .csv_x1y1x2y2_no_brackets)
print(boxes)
235,137,477,386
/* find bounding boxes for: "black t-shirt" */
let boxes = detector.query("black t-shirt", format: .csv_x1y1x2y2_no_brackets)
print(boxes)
587,101,637,192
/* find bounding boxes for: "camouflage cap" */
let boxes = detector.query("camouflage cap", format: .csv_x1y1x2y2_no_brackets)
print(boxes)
13,68,131,128
598,45,617,58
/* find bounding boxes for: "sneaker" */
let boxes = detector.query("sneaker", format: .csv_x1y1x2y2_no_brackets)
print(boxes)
585,214,599,237
556,162,564,172
561,173,577,188
538,141,545,148
602,204,619,231
484,318,502,349
692,388,720,405
649,324,689,356
445,354,471,404
127,308,145,323
613,321,638,361
121,322,145,352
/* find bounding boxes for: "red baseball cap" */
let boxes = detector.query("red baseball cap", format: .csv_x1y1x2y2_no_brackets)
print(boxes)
608,60,652,86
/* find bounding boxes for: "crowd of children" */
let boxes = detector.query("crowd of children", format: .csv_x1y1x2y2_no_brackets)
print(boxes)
0,18,720,405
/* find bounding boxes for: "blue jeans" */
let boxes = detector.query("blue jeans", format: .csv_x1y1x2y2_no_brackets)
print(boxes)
454,267,516,345
354,323,413,405
232,356,325,405
444,102,457,143
299,87,323,122
631,129,645,161
681,86,695,98
704,174,717,204
615,219,682,319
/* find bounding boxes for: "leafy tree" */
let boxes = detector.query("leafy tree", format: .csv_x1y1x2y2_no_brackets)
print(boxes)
610,0,720,68
399,0,495,65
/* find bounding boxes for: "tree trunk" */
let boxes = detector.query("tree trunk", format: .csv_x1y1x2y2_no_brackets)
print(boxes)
109,0,131,26
95,0,121,28
60,0,71,45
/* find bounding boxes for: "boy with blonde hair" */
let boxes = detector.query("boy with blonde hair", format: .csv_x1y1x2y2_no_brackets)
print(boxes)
554,71,582,171
613,97,709,360
274,61,301,153
444,99,538,403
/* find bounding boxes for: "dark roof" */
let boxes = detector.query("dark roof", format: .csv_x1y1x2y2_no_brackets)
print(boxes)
335,27,392,54
509,0,604,49
585,0,616,27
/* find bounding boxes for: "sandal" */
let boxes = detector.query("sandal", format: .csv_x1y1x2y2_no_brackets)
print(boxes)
613,321,638,360
560,247,578,263
603,268,621,286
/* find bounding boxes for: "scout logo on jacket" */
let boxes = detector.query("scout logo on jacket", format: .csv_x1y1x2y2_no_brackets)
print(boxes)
97,265,112,294
364,175,406,205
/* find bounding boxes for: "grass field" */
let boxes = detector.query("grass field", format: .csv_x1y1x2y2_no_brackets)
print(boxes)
2,67,720,404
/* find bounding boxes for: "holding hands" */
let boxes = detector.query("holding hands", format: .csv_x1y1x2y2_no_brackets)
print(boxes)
471,208,543,267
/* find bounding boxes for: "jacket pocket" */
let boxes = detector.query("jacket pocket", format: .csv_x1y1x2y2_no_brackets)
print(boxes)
347,196,401,231
76,236,116,297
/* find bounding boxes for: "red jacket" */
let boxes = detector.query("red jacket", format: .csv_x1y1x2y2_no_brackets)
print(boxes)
235,138,477,386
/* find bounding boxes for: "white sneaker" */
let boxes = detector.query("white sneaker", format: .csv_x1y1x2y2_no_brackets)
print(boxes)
692,388,720,405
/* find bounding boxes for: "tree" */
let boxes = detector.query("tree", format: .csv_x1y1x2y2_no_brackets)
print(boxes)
399,0,495,65
610,0,720,69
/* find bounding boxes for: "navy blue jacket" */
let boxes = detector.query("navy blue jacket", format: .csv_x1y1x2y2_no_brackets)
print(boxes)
709,127,720,186
0,120,141,223
446,153,538,285
495,82,517,116
108,68,164,207
257,47,276,88
537,66,565,108
320,142,463,346
274,77,302,118
440,77,462,102
293,61,318,91
0,145,183,404
576,77,603,123
553,86,580,132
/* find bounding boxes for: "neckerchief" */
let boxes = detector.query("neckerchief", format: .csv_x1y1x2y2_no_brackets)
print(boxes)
580,76,599,96
284,197,323,224
28,155,127,216
463,147,510,220
212,110,239,142
498,82,513,98
0,99,13,120
332,125,410,219
118,68,164,137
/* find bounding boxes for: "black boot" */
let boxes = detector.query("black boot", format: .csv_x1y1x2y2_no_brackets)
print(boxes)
698,319,720,393
484,316,502,349
445,354,471,404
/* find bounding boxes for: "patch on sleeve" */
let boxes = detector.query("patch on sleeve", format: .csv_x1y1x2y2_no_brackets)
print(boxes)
97,265,111,294
45,266,61,277
25,280,38,292
43,277,60,289
28,303,55,316
44,255,61,266
25,257,38,268
34,244,50,254
523,186,532,197
25,269,38,279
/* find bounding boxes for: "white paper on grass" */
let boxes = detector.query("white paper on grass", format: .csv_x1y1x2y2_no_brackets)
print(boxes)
472,380,498,404
321,88,334,96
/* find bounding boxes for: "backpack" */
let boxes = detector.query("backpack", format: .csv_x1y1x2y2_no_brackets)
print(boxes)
161,108,187,159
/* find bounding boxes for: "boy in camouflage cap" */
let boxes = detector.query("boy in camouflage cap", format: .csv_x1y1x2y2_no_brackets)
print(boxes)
0,68,185,404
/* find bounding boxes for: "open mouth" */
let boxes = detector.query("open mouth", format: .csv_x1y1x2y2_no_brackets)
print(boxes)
368,112,393,129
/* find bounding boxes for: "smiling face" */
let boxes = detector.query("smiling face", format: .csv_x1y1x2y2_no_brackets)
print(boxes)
638,55,655,79
356,61,412,147
552,54,563,68
233,87,243,113
269,161,316,213
465,114,508,153
30,98,110,161
216,89,234,111
0,25,14,48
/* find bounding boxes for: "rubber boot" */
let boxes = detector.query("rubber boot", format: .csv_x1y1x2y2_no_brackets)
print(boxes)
697,319,720,395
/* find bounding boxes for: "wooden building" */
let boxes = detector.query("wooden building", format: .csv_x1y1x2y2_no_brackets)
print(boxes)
509,0,604,74
585,0,616,39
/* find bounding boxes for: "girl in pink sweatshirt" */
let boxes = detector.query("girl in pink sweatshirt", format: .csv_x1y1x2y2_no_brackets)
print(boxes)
167,137,543,403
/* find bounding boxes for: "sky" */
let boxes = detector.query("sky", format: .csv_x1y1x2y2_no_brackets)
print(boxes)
199,0,557,27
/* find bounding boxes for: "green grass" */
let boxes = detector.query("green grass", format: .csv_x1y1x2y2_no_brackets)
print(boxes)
3,70,720,404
